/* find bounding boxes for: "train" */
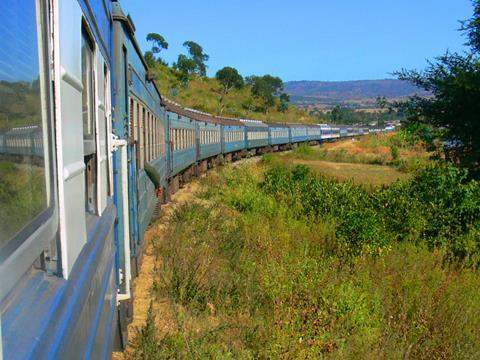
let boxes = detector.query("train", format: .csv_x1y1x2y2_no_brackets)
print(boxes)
0,0,392,358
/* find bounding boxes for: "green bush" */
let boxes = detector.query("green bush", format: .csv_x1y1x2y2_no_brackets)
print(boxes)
390,145,400,161
262,162,480,260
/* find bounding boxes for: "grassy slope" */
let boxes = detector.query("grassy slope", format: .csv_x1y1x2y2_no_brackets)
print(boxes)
287,159,410,187
267,133,431,188
150,63,317,124
128,162,480,359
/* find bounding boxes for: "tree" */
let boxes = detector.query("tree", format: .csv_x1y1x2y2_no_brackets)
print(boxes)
146,33,168,65
278,93,290,113
173,54,196,85
144,51,155,68
461,0,480,53
183,41,209,76
395,0,480,175
247,74,284,112
215,66,244,114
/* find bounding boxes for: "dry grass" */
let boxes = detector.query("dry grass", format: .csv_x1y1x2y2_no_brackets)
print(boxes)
324,134,429,163
265,134,432,187
288,158,410,187
113,181,203,360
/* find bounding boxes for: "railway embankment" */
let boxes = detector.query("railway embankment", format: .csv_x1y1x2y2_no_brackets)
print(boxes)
119,136,480,359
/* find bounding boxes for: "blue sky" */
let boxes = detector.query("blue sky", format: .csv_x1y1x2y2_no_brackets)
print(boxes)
120,0,473,82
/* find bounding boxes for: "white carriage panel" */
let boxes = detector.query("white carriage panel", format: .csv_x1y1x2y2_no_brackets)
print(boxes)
96,53,108,214
57,0,87,276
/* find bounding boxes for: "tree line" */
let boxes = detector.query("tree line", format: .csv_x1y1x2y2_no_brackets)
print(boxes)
311,105,405,126
144,33,290,115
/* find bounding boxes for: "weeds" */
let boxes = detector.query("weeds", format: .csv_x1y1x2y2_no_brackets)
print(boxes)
129,161,480,359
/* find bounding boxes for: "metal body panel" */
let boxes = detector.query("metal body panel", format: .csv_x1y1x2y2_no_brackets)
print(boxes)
168,113,197,176
1,203,117,359
243,121,269,149
289,126,308,143
136,170,156,248
222,125,246,154
269,126,290,146
307,126,321,141
198,122,221,160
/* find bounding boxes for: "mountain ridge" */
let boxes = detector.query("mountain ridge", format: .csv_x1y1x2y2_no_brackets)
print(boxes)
284,79,429,108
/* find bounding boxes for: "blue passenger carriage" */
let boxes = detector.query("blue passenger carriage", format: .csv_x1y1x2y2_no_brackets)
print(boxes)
339,126,349,138
163,100,197,183
266,122,290,150
307,124,322,143
195,112,222,163
217,116,246,161
1,0,119,357
242,119,269,153
288,124,309,144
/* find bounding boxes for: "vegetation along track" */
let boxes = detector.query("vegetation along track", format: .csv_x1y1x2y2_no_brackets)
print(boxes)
114,150,265,358
116,133,480,358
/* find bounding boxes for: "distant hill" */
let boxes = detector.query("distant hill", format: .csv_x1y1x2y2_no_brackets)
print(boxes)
284,79,429,109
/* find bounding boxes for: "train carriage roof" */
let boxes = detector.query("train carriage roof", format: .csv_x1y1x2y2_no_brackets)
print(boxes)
239,119,268,128
284,123,308,128
214,116,244,126
262,121,290,128
162,98,221,125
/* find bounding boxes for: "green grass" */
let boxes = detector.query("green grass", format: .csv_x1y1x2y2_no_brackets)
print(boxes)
129,162,480,359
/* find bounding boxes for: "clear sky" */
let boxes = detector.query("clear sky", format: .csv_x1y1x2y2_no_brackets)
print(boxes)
120,0,473,82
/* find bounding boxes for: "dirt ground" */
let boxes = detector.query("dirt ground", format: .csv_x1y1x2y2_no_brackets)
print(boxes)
113,181,202,359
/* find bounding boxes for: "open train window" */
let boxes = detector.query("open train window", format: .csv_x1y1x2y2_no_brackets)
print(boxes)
81,25,97,215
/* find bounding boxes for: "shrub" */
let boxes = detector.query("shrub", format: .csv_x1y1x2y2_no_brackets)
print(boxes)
390,145,400,161
262,162,480,261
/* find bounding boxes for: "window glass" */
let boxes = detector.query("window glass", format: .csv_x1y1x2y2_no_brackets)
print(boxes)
82,27,97,214
82,29,95,155
0,0,50,249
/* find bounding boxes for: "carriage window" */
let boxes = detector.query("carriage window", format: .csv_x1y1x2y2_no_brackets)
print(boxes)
144,111,149,162
153,117,157,158
0,0,51,251
82,29,95,154
81,27,97,214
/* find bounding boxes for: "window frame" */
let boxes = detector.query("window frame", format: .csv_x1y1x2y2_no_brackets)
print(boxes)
81,25,96,157
0,0,59,296
81,22,99,216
